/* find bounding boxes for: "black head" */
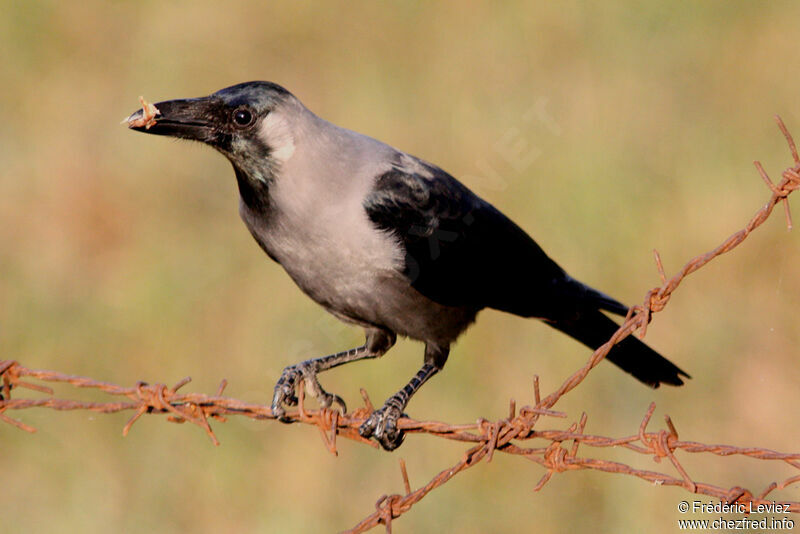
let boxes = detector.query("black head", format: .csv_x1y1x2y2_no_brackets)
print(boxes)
129,81,292,157
127,82,305,209
126,81,297,201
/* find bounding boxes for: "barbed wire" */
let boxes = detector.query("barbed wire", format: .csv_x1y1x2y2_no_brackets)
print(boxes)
2,117,800,532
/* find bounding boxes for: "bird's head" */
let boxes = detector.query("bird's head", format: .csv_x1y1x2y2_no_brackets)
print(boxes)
126,81,298,184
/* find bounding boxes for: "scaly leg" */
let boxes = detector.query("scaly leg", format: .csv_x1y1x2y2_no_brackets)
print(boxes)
359,343,450,451
272,328,396,420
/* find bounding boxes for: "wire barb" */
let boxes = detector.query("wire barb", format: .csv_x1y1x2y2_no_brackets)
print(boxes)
399,458,411,495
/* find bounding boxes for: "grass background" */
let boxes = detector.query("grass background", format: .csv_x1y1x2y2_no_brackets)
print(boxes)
2,1,799,532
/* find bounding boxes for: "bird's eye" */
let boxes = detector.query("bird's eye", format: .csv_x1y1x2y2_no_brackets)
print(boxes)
232,107,254,127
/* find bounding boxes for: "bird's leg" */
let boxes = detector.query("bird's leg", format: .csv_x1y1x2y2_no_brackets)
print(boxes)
359,343,449,451
271,328,395,421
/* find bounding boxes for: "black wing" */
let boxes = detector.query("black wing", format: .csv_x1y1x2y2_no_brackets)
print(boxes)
364,157,689,387
363,158,626,319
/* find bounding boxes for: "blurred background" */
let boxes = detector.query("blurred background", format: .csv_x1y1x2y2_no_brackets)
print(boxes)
2,1,799,532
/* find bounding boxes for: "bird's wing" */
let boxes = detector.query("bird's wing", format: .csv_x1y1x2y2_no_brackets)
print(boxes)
364,156,626,318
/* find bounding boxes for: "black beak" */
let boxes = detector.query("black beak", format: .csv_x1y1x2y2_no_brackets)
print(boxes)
125,97,221,143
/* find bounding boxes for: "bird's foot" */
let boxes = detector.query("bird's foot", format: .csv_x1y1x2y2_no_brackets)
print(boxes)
271,362,347,421
359,403,406,451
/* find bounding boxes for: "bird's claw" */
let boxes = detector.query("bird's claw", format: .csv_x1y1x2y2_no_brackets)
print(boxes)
322,392,348,415
271,366,301,421
359,404,406,451
271,362,346,421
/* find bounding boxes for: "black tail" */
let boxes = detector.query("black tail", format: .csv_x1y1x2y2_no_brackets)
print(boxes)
547,309,689,388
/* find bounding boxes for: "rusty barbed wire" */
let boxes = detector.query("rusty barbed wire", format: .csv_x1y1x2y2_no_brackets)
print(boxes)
2,117,799,532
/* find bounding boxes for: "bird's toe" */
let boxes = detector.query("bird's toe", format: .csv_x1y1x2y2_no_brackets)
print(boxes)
271,366,303,421
320,392,347,415
272,361,347,421
359,405,406,451
375,423,405,451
